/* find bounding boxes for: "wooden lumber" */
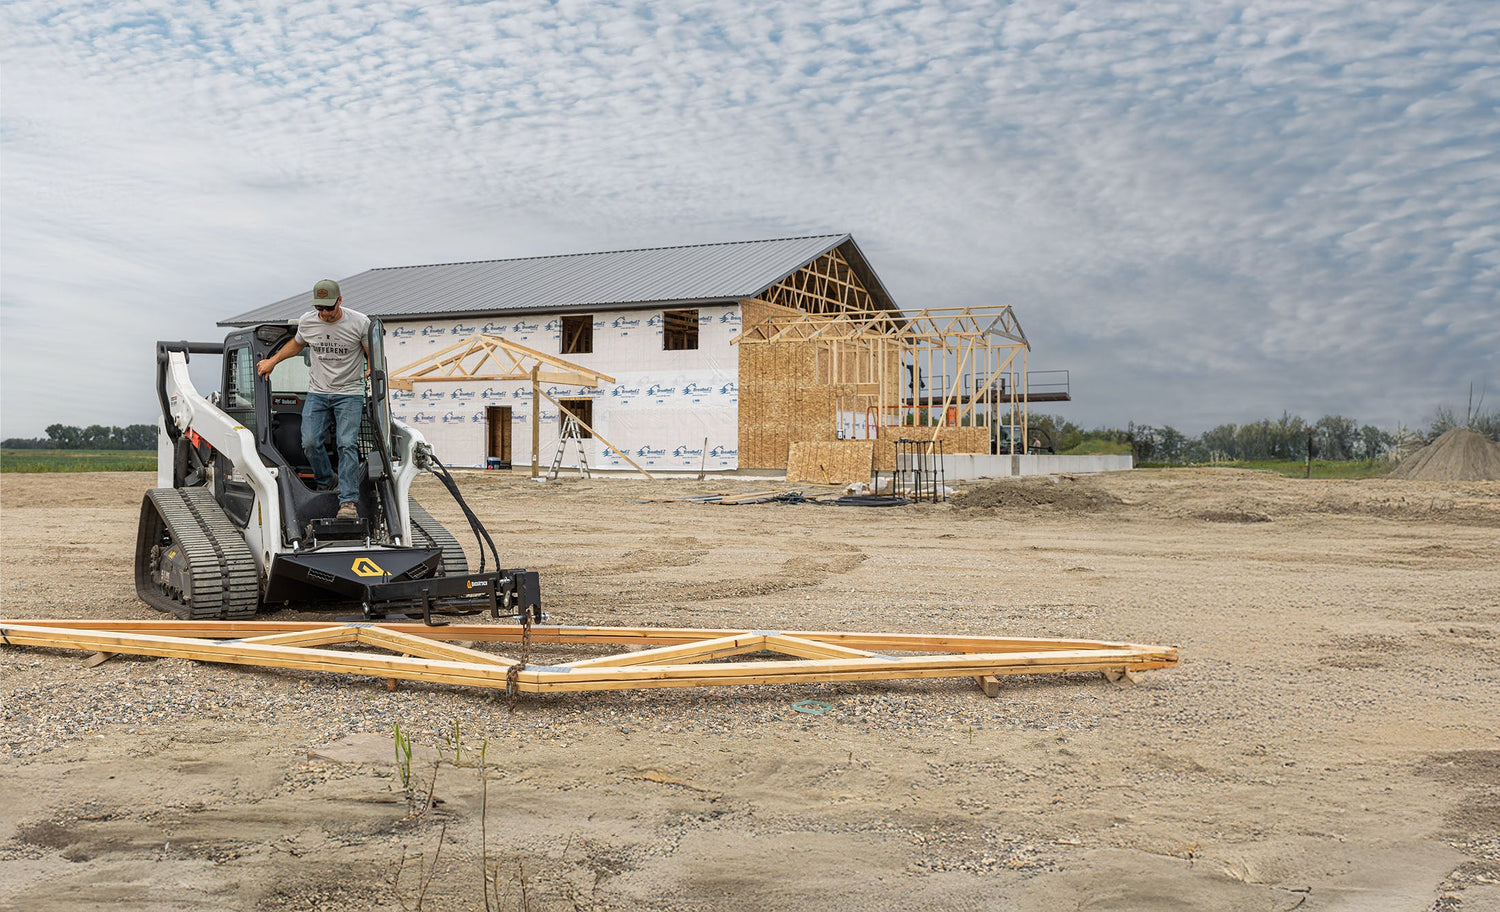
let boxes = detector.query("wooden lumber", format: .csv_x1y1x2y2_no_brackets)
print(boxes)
235,626,361,648
0,620,1177,699
7,619,1156,654
565,633,774,669
351,625,518,666
390,333,615,390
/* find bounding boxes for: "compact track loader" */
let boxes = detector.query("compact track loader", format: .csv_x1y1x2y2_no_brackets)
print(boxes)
137,321,540,624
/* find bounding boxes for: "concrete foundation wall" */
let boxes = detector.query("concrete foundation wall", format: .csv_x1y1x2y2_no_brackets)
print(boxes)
937,454,1133,479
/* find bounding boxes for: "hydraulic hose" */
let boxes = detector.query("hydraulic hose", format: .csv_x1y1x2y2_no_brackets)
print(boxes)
422,451,501,573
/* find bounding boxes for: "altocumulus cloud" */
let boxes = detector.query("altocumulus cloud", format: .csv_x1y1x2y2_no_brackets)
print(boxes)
1,0,1495,436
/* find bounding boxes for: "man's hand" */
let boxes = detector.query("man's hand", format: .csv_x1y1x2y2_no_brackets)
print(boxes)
256,358,276,379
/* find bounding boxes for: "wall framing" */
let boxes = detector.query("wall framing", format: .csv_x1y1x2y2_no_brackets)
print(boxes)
734,298,1034,471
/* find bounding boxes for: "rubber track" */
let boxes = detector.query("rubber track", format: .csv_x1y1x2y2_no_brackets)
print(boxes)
138,488,261,620
408,498,469,577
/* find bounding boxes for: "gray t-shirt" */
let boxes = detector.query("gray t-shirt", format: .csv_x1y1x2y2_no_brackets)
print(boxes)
296,307,371,395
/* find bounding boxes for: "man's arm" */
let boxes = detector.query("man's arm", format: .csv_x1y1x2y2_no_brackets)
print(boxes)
257,338,307,378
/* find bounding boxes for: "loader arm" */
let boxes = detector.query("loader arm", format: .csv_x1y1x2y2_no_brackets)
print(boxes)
156,342,283,571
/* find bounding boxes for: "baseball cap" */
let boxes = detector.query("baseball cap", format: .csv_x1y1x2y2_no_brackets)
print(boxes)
312,279,341,307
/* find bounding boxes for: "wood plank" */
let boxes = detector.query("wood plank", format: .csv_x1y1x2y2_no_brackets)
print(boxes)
762,634,878,660
352,626,518,666
563,633,767,669
235,626,361,648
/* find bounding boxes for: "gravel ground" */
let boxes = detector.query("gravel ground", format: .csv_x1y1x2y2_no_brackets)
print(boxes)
1,468,1498,911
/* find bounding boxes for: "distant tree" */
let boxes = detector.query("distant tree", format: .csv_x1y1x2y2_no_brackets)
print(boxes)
1356,424,1392,460
80,425,111,448
1127,422,1159,462
1028,413,1084,452
1425,405,1462,441
45,424,81,448
1314,415,1359,461
1157,425,1187,464
121,424,157,449
1271,412,1308,459
22,423,156,450
1427,396,1500,442
1200,423,1238,460
1234,420,1273,460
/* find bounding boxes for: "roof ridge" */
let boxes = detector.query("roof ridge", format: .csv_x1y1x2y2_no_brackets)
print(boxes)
370,233,850,273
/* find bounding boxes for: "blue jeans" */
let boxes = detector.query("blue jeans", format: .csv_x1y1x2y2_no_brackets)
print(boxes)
302,392,364,503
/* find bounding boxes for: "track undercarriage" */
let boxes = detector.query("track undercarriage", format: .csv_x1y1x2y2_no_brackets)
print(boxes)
135,487,541,625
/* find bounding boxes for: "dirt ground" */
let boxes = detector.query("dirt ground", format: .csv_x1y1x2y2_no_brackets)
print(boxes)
1,468,1498,912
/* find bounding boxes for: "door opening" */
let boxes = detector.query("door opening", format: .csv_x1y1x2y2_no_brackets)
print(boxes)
487,406,512,469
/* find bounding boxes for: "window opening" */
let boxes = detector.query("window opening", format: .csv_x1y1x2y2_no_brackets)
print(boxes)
561,314,594,354
663,309,699,350
558,398,593,438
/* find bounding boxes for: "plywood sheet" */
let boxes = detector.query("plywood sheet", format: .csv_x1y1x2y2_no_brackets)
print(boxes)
786,441,876,484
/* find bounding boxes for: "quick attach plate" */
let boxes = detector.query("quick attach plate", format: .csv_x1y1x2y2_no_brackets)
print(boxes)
307,516,366,542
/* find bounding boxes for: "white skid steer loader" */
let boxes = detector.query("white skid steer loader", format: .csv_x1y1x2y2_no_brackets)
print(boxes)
137,320,540,624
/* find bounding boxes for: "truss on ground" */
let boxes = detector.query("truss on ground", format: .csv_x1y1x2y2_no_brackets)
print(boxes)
0,621,1177,697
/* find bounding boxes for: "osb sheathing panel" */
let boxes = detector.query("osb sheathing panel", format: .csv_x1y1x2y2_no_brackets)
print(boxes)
741,299,976,471
786,441,876,484
739,298,823,469
875,425,990,456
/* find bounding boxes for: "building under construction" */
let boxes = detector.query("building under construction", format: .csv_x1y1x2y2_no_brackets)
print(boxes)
223,234,1092,476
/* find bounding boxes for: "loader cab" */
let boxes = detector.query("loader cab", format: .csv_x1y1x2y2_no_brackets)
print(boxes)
218,320,396,546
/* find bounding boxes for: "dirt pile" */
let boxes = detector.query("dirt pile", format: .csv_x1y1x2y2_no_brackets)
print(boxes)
1388,428,1500,481
949,476,1123,513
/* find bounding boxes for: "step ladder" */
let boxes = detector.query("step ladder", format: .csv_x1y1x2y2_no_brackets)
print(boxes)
547,413,591,480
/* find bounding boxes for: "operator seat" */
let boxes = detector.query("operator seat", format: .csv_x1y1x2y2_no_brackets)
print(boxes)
270,412,312,475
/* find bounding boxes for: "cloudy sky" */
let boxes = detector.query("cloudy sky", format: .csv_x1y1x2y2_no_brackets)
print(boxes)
2,0,1496,439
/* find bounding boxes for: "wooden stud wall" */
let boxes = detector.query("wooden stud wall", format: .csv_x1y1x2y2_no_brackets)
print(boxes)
737,287,1032,469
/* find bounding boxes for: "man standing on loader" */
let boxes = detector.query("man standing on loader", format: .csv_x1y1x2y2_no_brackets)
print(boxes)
256,279,370,519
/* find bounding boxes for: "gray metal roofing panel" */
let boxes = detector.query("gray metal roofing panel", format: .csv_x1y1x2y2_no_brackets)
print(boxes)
220,233,894,326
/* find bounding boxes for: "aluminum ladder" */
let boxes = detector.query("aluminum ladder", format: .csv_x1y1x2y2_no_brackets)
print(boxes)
547,413,590,480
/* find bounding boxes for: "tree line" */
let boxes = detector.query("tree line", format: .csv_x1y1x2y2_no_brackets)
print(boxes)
3,424,157,450
1031,407,1499,465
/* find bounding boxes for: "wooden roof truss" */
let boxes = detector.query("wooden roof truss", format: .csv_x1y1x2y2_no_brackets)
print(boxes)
759,248,882,315
389,333,615,390
0,620,1177,697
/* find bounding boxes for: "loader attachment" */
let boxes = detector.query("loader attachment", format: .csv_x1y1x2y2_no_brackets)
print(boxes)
263,549,541,625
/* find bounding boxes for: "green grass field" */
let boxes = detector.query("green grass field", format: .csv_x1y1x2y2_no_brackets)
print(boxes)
1,449,157,472
1139,458,1394,479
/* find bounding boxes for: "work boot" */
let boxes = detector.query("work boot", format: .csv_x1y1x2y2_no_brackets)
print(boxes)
337,502,359,520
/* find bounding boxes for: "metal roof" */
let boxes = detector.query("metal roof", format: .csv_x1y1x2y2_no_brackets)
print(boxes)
220,234,899,326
